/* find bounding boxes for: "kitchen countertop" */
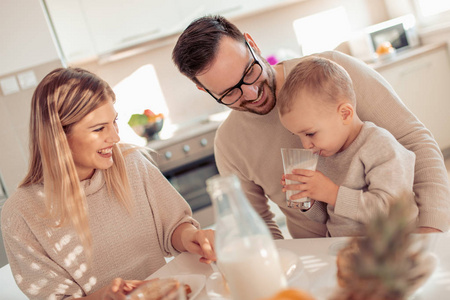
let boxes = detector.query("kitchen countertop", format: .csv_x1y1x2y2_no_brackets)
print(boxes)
368,42,448,71
146,110,230,151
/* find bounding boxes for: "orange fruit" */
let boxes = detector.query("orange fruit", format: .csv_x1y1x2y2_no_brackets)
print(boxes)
376,41,394,55
262,288,316,300
144,109,155,117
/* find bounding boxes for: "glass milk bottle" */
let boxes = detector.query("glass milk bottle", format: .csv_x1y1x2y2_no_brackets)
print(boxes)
206,174,287,300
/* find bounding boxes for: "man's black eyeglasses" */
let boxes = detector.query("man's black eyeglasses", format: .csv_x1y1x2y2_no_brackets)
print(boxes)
203,41,263,106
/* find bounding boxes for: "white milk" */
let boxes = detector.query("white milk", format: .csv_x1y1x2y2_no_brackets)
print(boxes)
217,236,287,300
285,159,317,201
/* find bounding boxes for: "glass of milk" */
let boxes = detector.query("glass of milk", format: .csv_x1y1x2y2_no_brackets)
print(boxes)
206,174,287,300
281,148,319,210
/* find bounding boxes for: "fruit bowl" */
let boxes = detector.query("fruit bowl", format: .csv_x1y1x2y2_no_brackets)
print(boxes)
141,118,164,140
128,109,164,141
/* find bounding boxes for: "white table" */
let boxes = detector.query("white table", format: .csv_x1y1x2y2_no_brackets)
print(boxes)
150,232,450,300
0,263,28,300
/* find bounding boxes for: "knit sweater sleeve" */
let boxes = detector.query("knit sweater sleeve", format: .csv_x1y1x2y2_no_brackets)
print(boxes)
302,201,328,224
1,149,200,300
1,189,85,299
333,129,418,223
125,149,200,255
320,50,450,231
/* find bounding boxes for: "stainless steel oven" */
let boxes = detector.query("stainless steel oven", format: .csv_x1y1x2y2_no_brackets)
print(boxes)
148,120,222,228
162,154,217,228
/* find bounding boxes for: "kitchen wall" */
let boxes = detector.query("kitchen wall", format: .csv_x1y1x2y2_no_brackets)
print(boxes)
0,59,63,196
418,27,450,54
0,0,63,194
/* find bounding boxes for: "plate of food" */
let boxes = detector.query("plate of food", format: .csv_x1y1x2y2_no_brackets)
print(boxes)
128,274,205,300
167,274,206,300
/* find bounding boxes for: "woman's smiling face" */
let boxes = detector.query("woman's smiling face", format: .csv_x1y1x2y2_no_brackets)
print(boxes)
67,98,120,180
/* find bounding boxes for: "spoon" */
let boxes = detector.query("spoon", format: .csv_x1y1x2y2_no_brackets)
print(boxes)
211,261,229,292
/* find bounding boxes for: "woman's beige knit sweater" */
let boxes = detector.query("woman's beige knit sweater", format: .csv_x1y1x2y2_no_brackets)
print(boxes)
1,149,198,299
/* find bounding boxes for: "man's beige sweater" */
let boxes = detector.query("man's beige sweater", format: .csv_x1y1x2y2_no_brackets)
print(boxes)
214,51,450,239
1,150,198,299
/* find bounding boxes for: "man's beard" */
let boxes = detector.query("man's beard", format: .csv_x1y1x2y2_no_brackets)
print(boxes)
234,65,277,115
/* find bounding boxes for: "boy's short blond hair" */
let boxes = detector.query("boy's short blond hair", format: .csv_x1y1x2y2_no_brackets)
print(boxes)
278,56,356,115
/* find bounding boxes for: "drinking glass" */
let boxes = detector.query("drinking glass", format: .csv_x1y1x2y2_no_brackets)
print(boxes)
281,148,319,210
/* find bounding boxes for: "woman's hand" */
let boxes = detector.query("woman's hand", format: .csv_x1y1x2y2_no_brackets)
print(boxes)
172,223,216,264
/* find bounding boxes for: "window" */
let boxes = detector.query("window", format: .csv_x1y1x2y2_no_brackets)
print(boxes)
412,0,450,27
293,7,351,56
113,64,170,146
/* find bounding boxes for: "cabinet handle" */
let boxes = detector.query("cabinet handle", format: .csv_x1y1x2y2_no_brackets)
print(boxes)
119,28,161,44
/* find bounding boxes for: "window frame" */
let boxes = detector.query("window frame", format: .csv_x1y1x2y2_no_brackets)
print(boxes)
410,0,450,28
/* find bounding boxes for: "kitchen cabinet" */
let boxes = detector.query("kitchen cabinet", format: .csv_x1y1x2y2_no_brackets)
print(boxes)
372,43,450,150
45,0,96,63
44,0,302,63
199,0,287,19
80,0,182,55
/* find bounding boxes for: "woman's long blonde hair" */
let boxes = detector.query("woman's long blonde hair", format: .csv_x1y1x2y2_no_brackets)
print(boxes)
21,67,132,254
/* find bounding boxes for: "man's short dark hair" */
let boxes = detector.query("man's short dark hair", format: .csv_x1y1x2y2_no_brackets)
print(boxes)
172,15,245,86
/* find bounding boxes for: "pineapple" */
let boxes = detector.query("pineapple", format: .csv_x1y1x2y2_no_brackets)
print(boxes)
332,198,435,300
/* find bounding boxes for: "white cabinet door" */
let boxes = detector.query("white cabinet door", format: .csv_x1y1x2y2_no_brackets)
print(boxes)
201,0,243,16
45,0,96,63
174,0,298,30
80,0,180,54
199,0,300,20
377,46,450,150
79,0,301,55
46,0,303,61
237,0,296,17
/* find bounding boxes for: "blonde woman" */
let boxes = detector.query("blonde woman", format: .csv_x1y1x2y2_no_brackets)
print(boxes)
1,68,215,300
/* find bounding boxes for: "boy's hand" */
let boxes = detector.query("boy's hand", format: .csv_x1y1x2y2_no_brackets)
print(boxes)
283,169,339,206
